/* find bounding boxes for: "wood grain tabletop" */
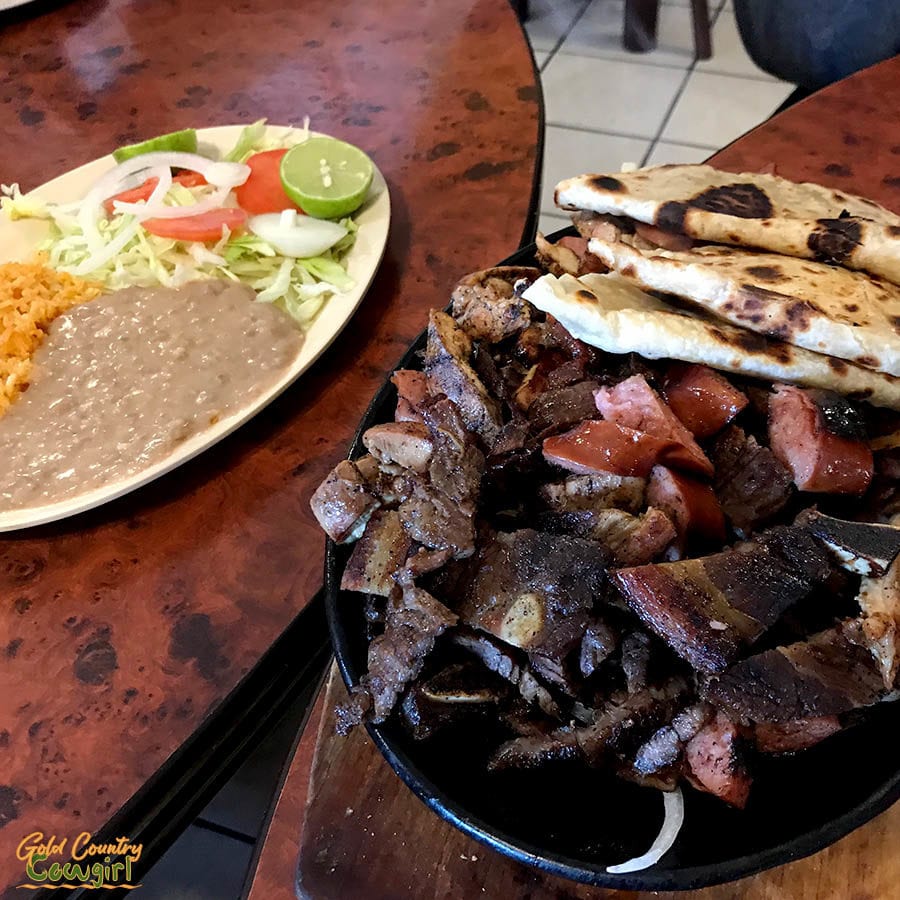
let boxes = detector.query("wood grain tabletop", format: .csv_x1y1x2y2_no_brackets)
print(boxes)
0,0,540,893
244,55,900,900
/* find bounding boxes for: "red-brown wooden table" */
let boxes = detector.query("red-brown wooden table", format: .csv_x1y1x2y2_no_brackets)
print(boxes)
0,0,540,893
243,55,900,900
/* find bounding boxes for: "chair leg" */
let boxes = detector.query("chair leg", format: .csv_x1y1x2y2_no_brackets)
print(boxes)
624,0,660,53
690,0,712,60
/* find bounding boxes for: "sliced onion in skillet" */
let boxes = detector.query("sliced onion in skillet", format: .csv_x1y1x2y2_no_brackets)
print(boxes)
606,787,685,874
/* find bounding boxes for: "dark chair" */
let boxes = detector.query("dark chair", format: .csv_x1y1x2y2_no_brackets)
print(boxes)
624,0,712,59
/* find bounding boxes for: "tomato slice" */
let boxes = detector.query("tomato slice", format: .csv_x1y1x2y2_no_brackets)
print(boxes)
142,208,248,242
234,149,303,214
103,172,209,215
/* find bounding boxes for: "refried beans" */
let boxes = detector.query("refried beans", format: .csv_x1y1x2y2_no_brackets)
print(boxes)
0,279,303,509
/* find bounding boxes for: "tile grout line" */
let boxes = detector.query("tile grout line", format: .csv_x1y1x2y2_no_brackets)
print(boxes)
547,120,717,150
640,0,729,165
539,0,593,73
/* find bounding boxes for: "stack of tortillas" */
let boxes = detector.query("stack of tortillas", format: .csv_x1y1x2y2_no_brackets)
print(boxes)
522,164,900,408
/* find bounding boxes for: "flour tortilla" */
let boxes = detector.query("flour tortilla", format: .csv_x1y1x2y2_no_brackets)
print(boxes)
587,238,900,377
521,272,900,410
555,165,900,285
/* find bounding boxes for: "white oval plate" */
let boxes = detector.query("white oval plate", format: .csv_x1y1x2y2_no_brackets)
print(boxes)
0,124,390,531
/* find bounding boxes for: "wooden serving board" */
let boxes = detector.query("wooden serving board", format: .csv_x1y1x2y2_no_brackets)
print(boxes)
246,55,900,900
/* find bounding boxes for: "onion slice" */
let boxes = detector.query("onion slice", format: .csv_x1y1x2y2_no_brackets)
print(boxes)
248,210,347,258
606,788,684,875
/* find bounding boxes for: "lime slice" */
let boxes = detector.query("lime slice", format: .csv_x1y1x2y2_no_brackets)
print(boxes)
112,129,199,163
280,136,374,219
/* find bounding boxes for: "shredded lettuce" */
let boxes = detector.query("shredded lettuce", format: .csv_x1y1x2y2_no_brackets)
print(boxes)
3,124,357,332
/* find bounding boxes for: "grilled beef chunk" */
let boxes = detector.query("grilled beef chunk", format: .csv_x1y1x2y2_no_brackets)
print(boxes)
612,527,834,673
621,631,652,693
710,426,793,536
392,369,429,423
540,473,646,515
400,663,505,740
800,510,900,577
684,713,751,809
527,381,602,438
449,266,538,343
768,385,874,494
400,546,454,581
363,422,434,473
754,716,843,753
535,233,606,277
634,702,715,775
398,397,484,558
489,678,687,771
461,529,609,652
663,364,748,439
544,420,711,478
337,585,458,733
581,508,676,566
425,311,503,446
310,459,380,544
341,510,412,596
704,620,887,722
648,465,725,553
580,619,618,676
594,375,713,477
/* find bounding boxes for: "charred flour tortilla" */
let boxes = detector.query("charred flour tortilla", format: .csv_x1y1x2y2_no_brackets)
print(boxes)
555,165,900,285
587,239,900,377
521,272,900,410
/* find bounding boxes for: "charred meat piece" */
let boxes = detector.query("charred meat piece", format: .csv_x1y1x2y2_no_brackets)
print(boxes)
399,480,477,557
580,508,676,566
580,618,618,676
710,426,793,536
768,385,874,494
570,210,627,243
535,233,606,277
341,510,412,596
539,472,647,515
684,713,751,809
337,585,458,732
612,526,834,673
753,716,843,753
452,629,522,682
634,702,714,775
648,465,725,552
310,459,380,544
399,546,454,581
543,420,712,478
856,529,900,688
704,620,887,722
633,221,695,252
392,369,429,422
363,422,434,473
449,266,539,343
460,529,609,652
490,678,687,771
594,375,713,477
663,364,748,439
400,663,505,740
425,311,503,446
621,631,652,693
801,510,900,577
527,381,602,438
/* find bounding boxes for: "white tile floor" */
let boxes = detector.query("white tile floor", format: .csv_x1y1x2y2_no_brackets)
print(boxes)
528,0,795,236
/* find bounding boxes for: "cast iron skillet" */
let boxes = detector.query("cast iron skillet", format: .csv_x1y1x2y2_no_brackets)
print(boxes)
325,239,900,891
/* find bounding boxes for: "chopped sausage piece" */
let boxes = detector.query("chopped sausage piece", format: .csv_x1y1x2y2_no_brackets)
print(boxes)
392,369,429,423
362,422,434,473
594,375,713,476
543,420,712,478
662,364,748,439
612,526,833,673
768,385,873,494
341,510,412,596
753,716,843,753
648,465,725,551
539,472,647,514
309,459,380,544
710,426,793,536
449,266,539,343
684,713,751,809
425,310,503,446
